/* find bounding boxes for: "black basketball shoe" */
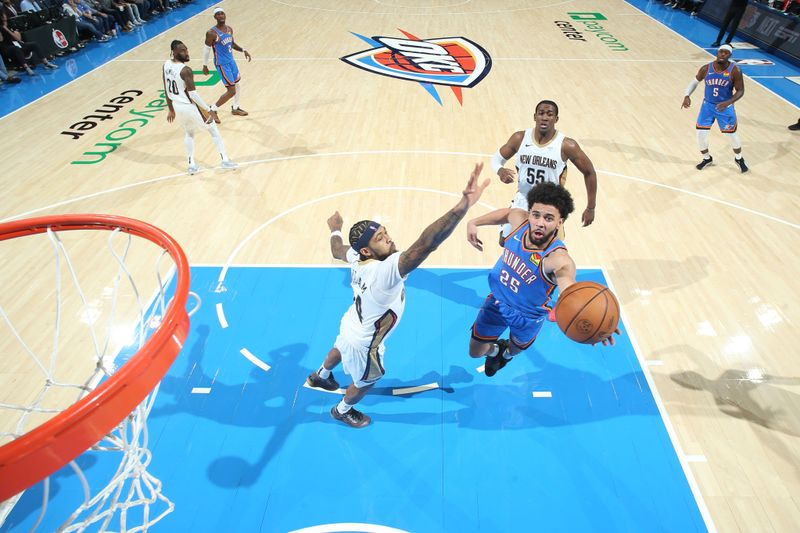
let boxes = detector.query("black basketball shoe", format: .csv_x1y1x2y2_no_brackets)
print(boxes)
307,371,340,391
696,156,713,170
484,339,511,377
735,158,749,173
330,405,371,428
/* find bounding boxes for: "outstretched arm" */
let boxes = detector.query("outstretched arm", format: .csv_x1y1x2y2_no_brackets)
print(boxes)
326,211,350,261
466,207,527,251
398,163,490,277
562,138,598,227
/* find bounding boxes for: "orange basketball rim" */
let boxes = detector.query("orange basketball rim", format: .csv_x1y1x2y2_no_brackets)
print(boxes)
0,214,191,502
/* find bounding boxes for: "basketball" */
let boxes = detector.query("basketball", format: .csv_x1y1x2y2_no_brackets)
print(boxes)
554,281,620,344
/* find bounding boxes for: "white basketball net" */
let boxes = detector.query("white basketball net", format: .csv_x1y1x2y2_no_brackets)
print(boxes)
0,225,197,532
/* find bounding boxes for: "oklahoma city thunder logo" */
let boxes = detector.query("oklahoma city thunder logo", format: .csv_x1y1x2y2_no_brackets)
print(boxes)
341,29,492,105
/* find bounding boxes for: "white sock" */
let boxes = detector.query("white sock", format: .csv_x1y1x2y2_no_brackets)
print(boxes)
318,366,331,379
735,154,743,160
184,133,195,165
207,123,229,161
336,400,352,414
485,343,499,358
233,84,241,109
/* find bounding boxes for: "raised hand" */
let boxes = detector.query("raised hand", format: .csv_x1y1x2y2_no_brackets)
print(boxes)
327,211,343,232
462,162,490,208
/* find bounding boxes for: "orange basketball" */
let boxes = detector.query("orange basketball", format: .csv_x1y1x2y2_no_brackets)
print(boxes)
554,281,620,344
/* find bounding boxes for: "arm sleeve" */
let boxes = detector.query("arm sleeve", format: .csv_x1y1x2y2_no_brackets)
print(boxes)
187,90,210,111
490,150,508,174
685,78,699,97
203,45,211,67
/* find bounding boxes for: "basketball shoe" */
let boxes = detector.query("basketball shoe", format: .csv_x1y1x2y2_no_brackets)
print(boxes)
331,405,371,428
696,156,713,170
231,107,249,116
188,164,199,175
735,157,748,173
221,160,238,170
307,371,340,391
484,339,511,377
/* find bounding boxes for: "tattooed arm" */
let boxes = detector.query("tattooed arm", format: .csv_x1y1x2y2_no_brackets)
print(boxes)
398,163,490,277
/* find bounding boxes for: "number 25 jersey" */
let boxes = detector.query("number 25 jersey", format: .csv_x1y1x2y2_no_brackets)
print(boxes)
489,222,565,317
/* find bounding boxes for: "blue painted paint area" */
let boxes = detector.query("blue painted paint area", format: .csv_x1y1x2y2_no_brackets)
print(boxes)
2,267,707,532
625,0,800,108
0,0,221,119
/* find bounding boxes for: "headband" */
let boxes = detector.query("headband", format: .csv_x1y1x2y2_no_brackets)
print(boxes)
718,44,733,53
213,7,224,14
353,221,380,252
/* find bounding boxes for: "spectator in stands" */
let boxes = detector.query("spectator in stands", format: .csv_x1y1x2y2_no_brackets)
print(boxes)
62,0,109,41
0,11,57,73
117,0,143,25
87,0,132,31
2,0,19,19
0,53,22,83
20,0,44,11
128,0,152,20
76,0,114,36
712,0,748,47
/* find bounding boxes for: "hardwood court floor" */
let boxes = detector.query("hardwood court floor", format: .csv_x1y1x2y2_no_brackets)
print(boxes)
1,1,799,531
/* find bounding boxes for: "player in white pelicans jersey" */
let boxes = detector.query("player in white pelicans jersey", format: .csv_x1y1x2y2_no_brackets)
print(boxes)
491,100,598,240
163,40,237,175
307,164,491,428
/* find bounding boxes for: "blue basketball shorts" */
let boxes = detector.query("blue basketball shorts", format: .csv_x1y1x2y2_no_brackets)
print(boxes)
471,294,546,350
696,100,737,133
216,61,240,87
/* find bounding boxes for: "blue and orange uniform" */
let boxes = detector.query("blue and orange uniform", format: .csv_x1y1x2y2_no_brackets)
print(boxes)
211,25,240,87
472,221,565,349
696,61,737,133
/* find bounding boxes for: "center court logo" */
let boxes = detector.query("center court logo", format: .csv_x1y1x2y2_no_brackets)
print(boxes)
340,29,492,105
567,13,629,52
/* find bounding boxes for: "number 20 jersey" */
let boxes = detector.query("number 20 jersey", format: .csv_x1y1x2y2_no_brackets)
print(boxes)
163,60,190,105
488,222,565,317
515,129,567,198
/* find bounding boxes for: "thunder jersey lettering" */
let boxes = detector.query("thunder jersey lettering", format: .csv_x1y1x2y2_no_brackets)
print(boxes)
515,129,567,198
163,60,190,105
489,222,564,317
211,26,235,65
338,249,407,350
704,61,734,104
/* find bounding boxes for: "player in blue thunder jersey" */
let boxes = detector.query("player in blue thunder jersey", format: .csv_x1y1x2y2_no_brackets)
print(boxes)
202,7,252,121
682,44,748,173
466,182,618,376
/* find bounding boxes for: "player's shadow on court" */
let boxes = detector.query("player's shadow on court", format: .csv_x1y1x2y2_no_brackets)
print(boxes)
671,368,800,437
657,344,800,438
606,256,709,304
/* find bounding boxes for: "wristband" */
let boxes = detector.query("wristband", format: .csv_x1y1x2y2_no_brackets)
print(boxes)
330,230,343,238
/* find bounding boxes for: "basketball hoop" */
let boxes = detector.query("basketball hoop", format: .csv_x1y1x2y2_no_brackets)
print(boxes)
0,214,194,531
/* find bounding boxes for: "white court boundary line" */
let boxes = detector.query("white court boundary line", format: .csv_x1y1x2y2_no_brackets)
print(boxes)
602,265,715,532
